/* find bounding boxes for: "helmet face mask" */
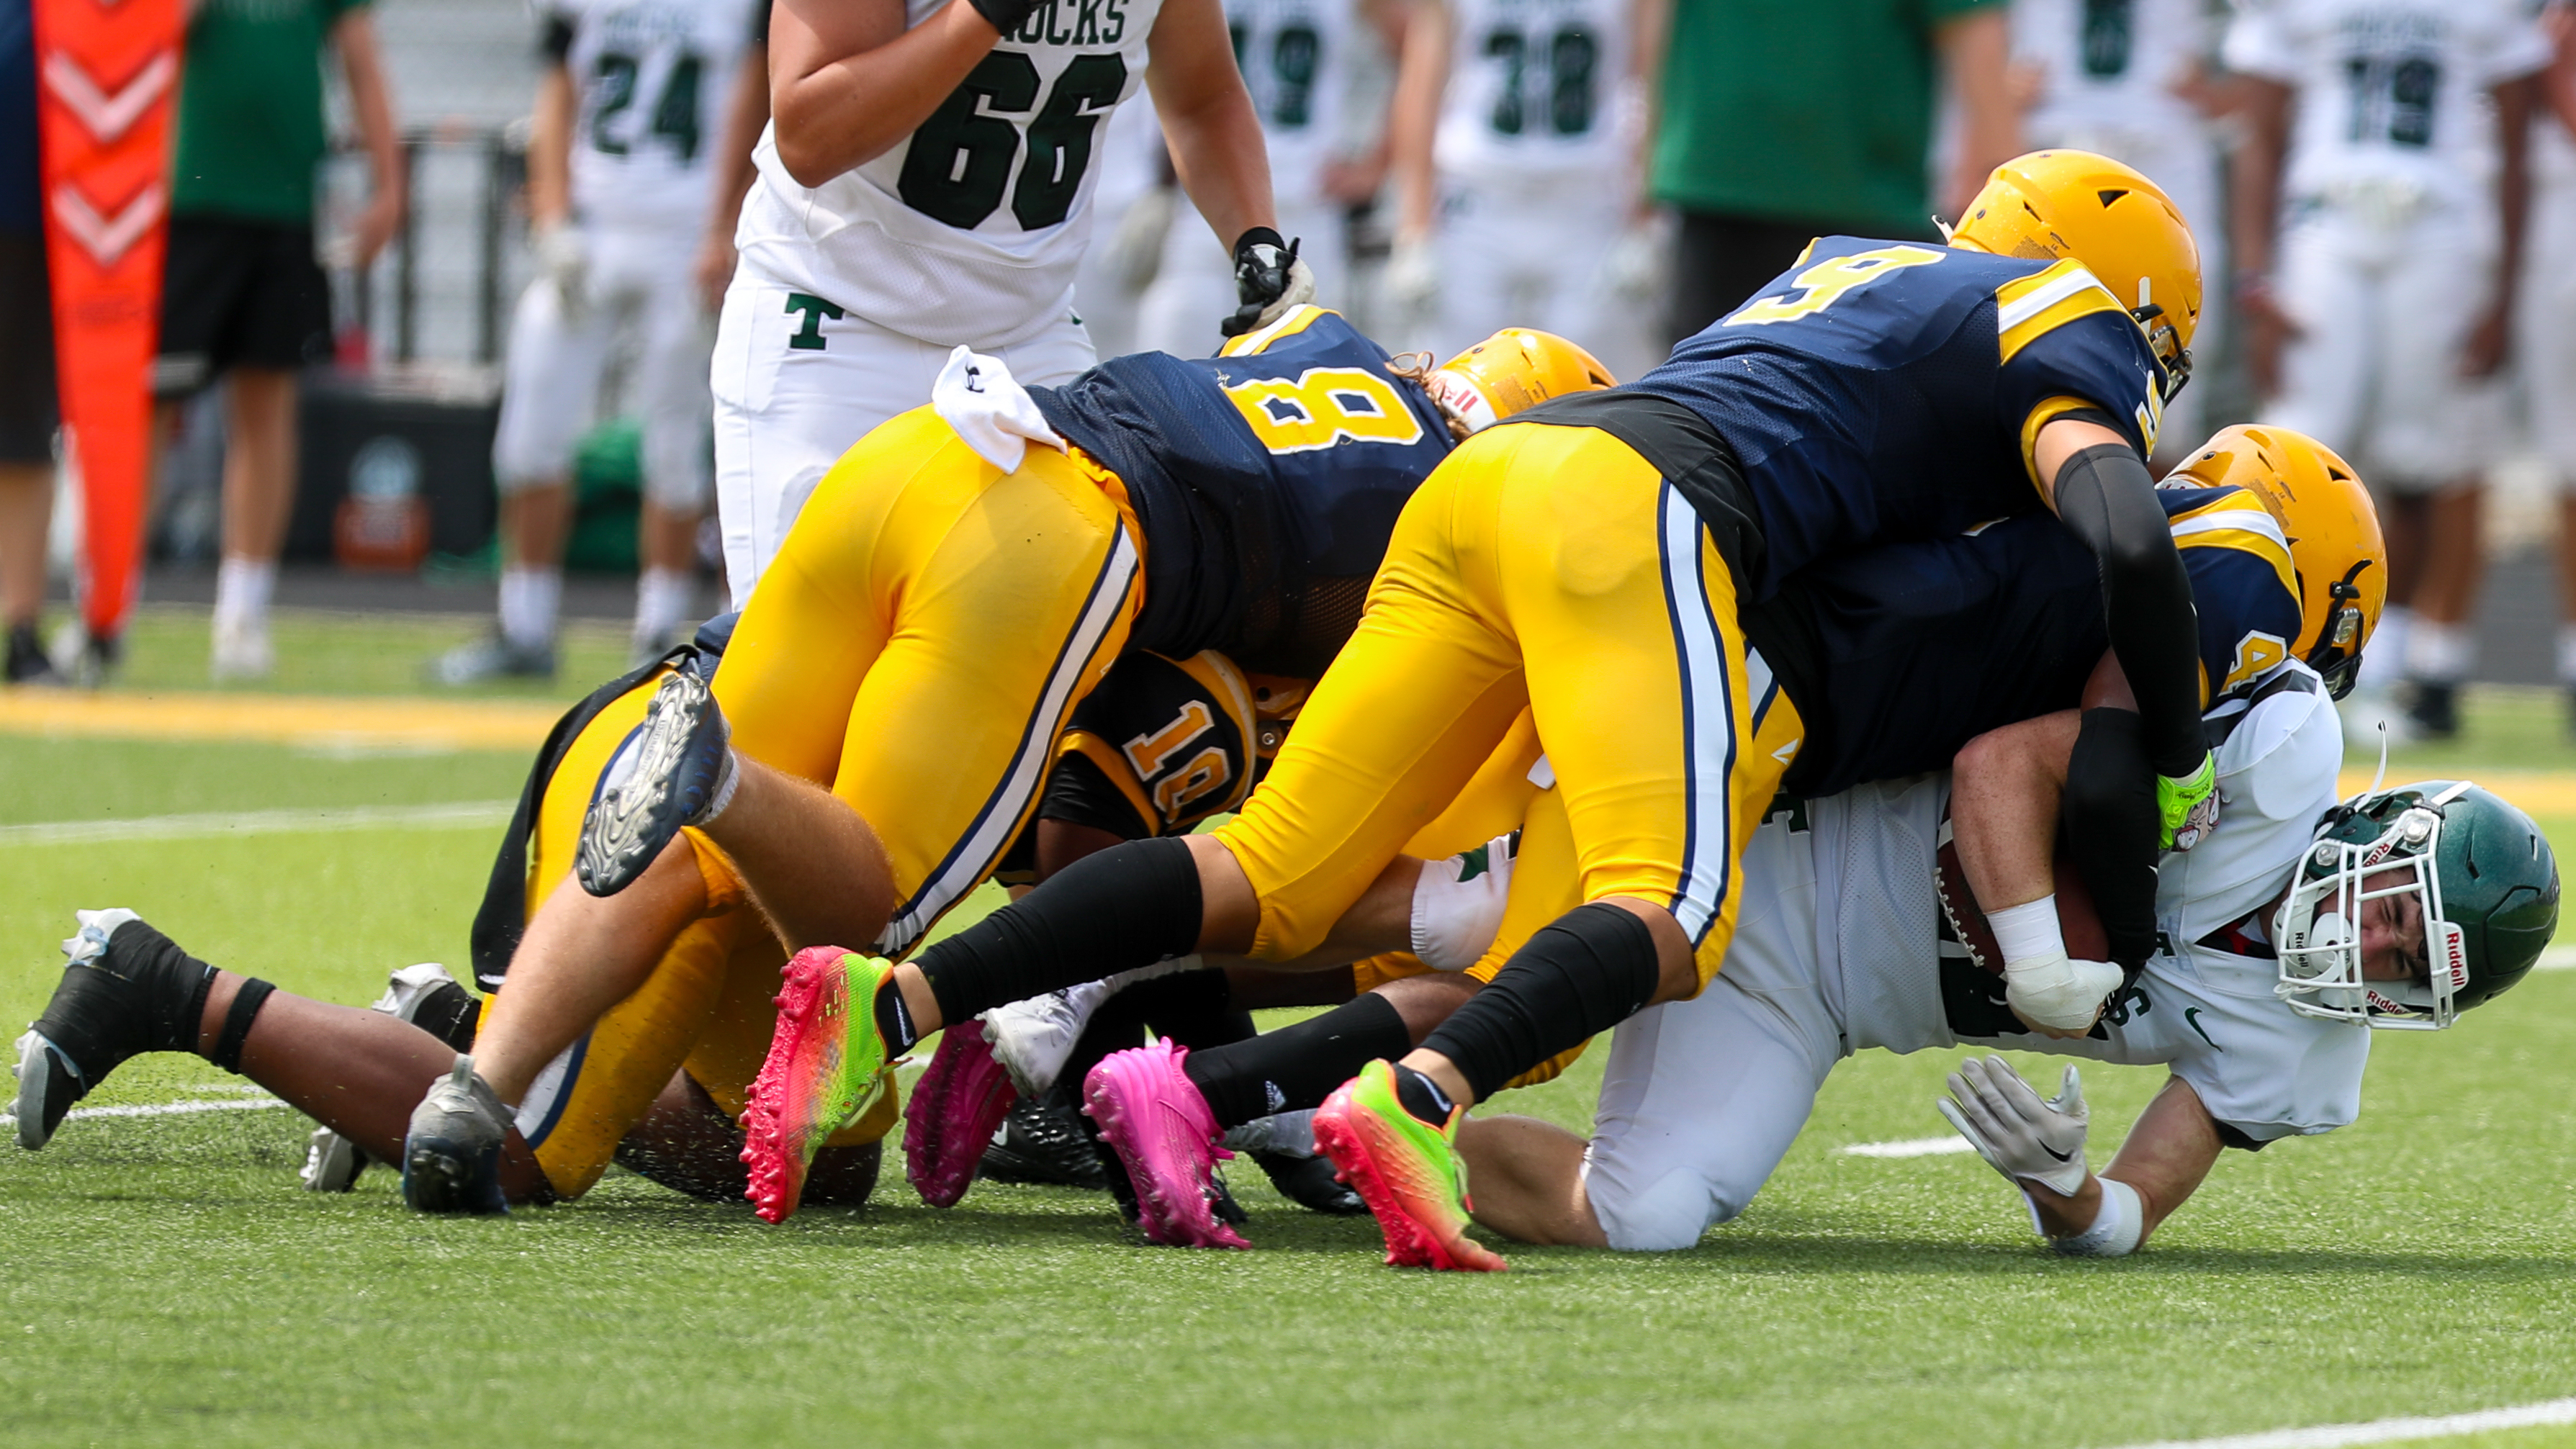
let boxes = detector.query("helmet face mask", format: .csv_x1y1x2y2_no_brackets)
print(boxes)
2274,782,2559,1029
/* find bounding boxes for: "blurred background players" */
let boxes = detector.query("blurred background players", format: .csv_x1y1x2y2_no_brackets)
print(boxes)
1652,0,2020,343
2009,0,2227,462
1,0,55,683
2521,1,2576,732
1379,0,1657,378
2228,0,2546,742
150,0,405,681
1133,0,1402,356
431,0,767,683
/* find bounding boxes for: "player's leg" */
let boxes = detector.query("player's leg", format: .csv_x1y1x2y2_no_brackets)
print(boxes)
435,269,608,683
629,244,718,662
13,911,550,1203
1315,425,1800,1268
0,227,55,680
207,220,333,682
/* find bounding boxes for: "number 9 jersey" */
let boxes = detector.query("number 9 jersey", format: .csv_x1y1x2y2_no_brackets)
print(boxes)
736,0,1164,348
1032,304,1455,676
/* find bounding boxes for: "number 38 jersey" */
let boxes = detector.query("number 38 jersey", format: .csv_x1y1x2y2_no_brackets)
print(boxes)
1434,0,1626,181
1031,305,1454,676
736,0,1163,349
1631,236,2172,597
546,0,765,234
2222,0,2548,216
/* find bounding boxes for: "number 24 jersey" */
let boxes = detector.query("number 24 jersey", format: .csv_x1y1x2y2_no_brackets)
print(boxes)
545,0,765,233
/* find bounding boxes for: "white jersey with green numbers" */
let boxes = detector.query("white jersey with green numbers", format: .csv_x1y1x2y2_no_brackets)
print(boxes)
1228,0,1356,207
2011,0,2213,155
551,0,765,233
734,0,1164,349
1432,0,1625,182
2222,0,2549,217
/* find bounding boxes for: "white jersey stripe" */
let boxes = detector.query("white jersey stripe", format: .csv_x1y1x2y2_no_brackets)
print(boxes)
2170,508,2289,550
876,524,1143,955
1657,484,1737,944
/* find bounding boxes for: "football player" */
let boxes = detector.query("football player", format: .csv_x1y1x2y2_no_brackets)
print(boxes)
387,312,1611,1212
1454,733,2557,1260
1045,424,2387,1251
729,148,2225,1229
433,0,769,683
2227,0,2546,741
716,0,1307,604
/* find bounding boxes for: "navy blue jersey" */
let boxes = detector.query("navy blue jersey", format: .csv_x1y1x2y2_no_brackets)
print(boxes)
1631,237,2174,597
1033,306,1454,676
1774,485,2302,798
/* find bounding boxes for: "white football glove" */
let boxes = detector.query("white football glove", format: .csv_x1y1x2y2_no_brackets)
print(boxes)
1383,235,1439,316
534,221,590,322
2004,950,2124,1034
1937,1056,2090,1198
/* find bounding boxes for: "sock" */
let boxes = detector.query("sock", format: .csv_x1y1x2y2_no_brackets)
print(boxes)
916,836,1202,1031
1126,970,1251,1053
1181,991,1410,1130
1390,1062,1455,1126
2405,620,2472,685
497,566,563,651
873,978,920,1055
32,918,218,1084
212,556,276,629
634,566,693,649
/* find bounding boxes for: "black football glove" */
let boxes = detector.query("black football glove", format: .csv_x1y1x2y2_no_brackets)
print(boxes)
1220,227,1316,337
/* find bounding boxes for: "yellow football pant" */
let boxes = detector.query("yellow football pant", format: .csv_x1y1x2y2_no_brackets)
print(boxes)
490,672,899,1199
711,406,1145,957
1217,423,1803,994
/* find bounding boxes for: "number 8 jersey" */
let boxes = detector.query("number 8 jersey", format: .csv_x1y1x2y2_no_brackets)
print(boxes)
736,0,1164,348
549,0,767,234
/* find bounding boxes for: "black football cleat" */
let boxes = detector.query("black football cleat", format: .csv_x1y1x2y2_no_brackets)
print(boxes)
401,1055,513,1215
1255,1148,1367,1215
576,669,737,897
14,910,214,1150
978,1091,1110,1190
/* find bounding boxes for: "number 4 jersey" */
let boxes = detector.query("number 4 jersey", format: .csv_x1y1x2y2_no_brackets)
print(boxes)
546,0,767,235
1032,305,1455,676
736,0,1164,349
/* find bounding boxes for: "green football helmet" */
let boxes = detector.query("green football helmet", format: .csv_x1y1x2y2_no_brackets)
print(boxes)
2274,780,2559,1029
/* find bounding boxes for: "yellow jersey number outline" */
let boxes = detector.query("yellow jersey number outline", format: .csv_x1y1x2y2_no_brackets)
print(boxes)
1224,367,1426,455
1725,244,1947,328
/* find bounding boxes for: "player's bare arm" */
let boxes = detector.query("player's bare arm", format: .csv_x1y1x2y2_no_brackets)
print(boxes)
2226,75,2296,397
768,0,1030,186
2466,73,2536,379
695,43,773,310
332,8,407,266
1143,0,1299,330
1934,6,2021,218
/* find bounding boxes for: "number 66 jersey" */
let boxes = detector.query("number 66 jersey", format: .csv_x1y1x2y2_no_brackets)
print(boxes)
735,0,1164,348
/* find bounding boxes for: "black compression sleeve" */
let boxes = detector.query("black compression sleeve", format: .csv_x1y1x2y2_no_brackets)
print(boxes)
914,836,1202,1029
1420,902,1659,1101
2063,708,2161,972
2050,443,2205,777
1184,991,1412,1130
539,15,574,63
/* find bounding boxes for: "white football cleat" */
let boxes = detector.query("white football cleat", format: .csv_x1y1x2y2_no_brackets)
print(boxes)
303,963,478,1193
983,981,1112,1098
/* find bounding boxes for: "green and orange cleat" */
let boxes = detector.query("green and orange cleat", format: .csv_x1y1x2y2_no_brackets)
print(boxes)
1312,1060,1507,1272
741,947,896,1223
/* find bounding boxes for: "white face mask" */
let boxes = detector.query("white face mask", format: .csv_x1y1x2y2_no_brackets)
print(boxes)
2274,800,2460,1030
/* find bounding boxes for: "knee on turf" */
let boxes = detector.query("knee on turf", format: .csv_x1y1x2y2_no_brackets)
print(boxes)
1589,1164,1746,1252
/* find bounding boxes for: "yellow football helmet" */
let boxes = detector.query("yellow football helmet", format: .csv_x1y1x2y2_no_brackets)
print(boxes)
1950,150,2202,400
2166,423,2385,700
1418,328,1616,435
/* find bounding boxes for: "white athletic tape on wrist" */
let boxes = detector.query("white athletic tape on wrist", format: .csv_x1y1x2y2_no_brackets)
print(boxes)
2053,1176,2144,1258
1410,834,1516,971
1988,895,2064,967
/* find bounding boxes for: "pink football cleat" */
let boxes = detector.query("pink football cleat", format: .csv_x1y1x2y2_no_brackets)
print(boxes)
1081,1039,1249,1250
903,1019,1018,1208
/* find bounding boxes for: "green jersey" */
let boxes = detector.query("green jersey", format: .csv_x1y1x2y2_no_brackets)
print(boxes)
1650,0,1999,234
169,0,367,222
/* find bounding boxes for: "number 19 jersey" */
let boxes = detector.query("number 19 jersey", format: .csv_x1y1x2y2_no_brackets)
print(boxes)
734,0,1163,348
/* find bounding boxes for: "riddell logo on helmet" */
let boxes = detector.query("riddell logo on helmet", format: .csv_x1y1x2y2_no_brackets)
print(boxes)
2436,922,2469,990
2365,989,2420,1017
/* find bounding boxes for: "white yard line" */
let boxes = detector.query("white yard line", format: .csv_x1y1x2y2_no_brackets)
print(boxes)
0,800,514,847
0,1095,289,1129
2105,1397,2576,1449
2537,946,2576,972
1835,1136,1976,1159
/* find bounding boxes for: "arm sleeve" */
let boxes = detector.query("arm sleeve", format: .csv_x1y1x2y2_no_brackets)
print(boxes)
540,12,575,63
2063,707,2161,972
2051,442,2207,777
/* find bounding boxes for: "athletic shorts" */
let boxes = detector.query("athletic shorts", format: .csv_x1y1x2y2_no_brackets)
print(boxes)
1213,419,1805,997
487,664,899,1200
710,268,1095,607
151,215,331,397
0,230,56,464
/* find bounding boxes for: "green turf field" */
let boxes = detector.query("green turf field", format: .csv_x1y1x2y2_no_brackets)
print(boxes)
6,615,2576,1448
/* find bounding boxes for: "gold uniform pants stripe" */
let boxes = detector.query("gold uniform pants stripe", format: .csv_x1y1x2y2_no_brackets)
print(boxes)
1215,423,1801,992
710,406,1145,957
